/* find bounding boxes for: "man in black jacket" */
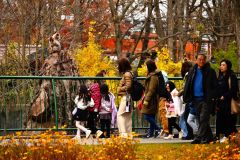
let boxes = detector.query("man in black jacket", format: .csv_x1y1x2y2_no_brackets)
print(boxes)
183,53,217,144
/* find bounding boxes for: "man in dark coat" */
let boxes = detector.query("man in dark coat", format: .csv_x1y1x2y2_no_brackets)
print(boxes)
183,53,217,144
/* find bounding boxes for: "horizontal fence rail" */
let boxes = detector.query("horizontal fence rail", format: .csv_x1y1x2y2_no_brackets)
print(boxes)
0,76,239,135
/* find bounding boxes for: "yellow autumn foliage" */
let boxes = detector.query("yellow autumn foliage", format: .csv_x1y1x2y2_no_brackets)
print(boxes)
138,47,182,77
1,42,20,75
73,21,119,102
74,21,117,77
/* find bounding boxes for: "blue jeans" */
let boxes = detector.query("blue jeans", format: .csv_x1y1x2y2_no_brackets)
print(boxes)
184,103,194,138
143,114,160,135
179,114,188,137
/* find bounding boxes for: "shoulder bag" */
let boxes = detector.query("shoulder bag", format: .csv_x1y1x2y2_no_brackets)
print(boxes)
228,77,240,114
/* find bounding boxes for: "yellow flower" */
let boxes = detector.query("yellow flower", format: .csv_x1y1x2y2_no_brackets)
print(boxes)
16,131,22,136
157,155,164,160
90,20,96,25
61,125,67,129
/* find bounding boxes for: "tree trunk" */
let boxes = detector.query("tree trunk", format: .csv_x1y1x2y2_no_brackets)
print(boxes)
154,0,166,46
175,0,185,61
142,1,153,52
233,0,240,71
115,22,122,58
182,0,190,59
167,0,174,60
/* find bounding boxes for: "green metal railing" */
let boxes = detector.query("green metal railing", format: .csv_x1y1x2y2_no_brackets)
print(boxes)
0,76,239,134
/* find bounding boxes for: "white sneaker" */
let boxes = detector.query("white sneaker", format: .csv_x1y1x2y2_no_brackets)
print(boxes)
86,130,91,139
161,133,169,138
164,134,174,140
120,133,128,138
178,131,183,139
96,130,103,138
220,136,228,143
72,135,81,140
159,130,163,136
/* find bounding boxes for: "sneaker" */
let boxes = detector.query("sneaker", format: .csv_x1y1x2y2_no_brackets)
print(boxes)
154,130,161,138
120,133,128,138
161,133,169,138
182,136,193,140
143,133,154,138
159,130,164,137
213,136,219,141
96,130,103,138
220,136,228,143
200,139,212,144
86,130,91,139
164,134,174,140
191,139,201,144
72,135,81,140
178,131,183,139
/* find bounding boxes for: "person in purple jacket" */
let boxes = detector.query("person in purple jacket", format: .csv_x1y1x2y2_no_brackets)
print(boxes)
99,83,117,138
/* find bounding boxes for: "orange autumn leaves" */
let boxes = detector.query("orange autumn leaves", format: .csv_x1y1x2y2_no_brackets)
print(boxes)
0,130,139,160
0,130,239,160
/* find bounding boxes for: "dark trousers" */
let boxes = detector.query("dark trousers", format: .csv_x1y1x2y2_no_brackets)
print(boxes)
87,111,98,134
216,106,238,138
168,117,181,134
143,114,160,135
193,99,213,142
100,119,111,138
184,103,194,138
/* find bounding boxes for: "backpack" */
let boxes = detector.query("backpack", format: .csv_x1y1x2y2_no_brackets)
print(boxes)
130,73,145,101
156,71,168,98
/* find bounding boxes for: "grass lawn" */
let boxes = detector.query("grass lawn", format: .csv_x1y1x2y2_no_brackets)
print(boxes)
135,143,219,159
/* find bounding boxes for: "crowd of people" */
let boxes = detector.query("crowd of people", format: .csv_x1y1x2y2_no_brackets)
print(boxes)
71,54,239,144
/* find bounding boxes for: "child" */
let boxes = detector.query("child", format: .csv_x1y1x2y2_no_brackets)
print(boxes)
72,84,94,139
87,71,106,137
99,84,117,138
164,81,183,140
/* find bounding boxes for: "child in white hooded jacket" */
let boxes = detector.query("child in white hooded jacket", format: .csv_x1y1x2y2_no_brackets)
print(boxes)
72,84,94,139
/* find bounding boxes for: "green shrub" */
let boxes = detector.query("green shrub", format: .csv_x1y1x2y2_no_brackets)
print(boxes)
211,41,238,72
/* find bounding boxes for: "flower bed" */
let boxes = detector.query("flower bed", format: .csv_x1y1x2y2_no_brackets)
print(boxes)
0,130,239,160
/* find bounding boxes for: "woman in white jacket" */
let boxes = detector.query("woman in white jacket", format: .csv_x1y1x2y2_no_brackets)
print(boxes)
164,81,183,140
72,84,94,139
171,84,188,139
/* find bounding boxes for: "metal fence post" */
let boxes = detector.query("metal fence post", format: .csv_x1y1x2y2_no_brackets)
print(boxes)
132,107,135,132
51,78,58,130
